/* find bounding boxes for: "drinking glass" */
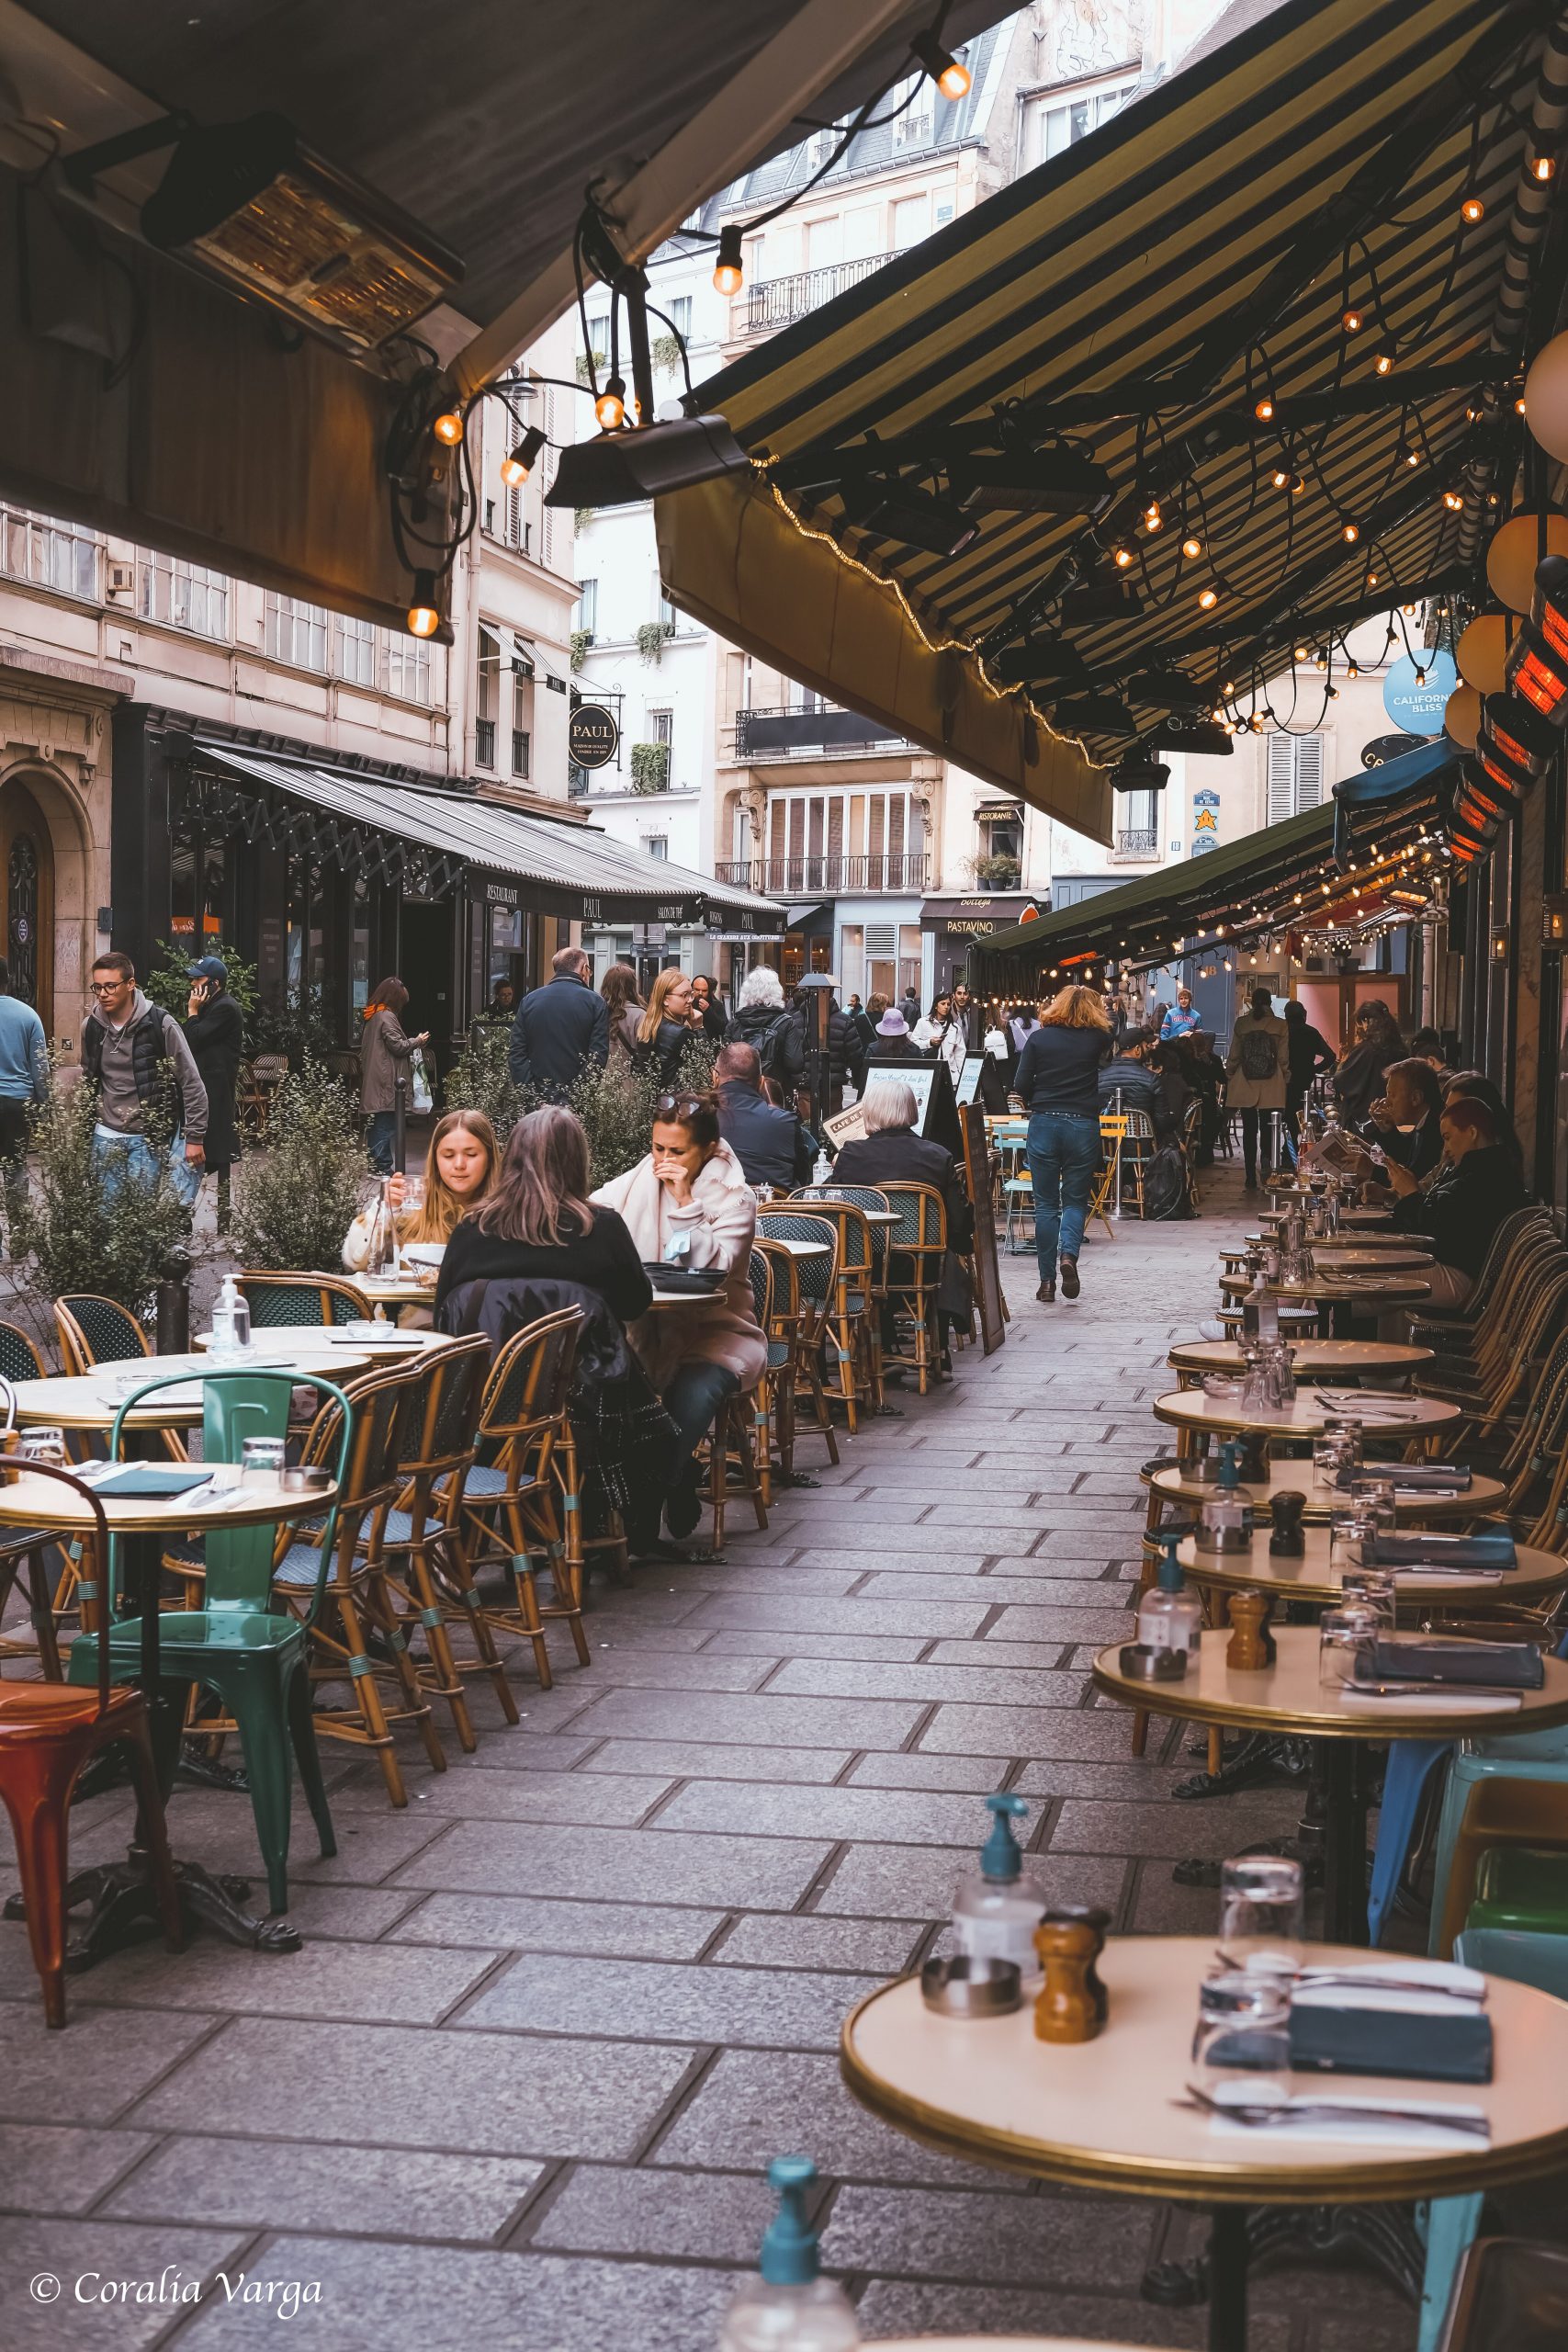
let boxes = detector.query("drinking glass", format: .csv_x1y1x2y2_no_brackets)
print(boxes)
1329,1508,1377,1574
1218,1855,1304,1974
1192,1969,1292,2091
1358,1476,1398,1535
400,1172,425,1214
1313,1432,1354,1491
240,1436,288,1487
1340,1565,1398,1625
1319,1600,1382,1686
19,1426,65,1469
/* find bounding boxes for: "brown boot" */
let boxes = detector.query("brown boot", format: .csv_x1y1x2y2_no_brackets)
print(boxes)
1060,1257,1080,1300
1036,1278,1055,1303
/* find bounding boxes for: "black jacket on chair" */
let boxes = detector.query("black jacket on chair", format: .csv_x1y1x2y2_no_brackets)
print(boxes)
716,1082,814,1191
1391,1145,1527,1280
507,973,609,1098
1097,1055,1169,1136
831,1129,974,1251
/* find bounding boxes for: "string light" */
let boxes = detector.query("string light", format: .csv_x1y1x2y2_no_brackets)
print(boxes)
1442,488,1464,511
406,571,440,638
500,425,547,487
1254,398,1275,421
1271,467,1290,488
1341,522,1359,542
1532,153,1556,182
1144,502,1163,532
1461,195,1484,223
1112,545,1134,568
713,224,745,296
1198,586,1218,609
1181,535,1202,559
432,409,465,447
1342,307,1363,333
1374,352,1393,375
910,29,972,99
595,376,627,430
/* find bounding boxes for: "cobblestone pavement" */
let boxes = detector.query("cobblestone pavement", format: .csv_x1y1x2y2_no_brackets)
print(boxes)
0,1168,1433,2348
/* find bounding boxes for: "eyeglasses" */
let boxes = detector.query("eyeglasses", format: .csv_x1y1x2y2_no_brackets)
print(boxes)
654,1095,705,1118
89,979,128,994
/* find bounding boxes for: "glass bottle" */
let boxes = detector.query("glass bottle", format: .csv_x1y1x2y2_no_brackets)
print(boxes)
210,1272,251,1356
1137,1528,1204,1654
1242,1267,1279,1343
1195,1442,1253,1553
952,1792,1049,1976
719,2157,858,2352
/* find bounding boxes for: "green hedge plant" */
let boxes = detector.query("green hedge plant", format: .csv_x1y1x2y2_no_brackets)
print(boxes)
231,1061,373,1272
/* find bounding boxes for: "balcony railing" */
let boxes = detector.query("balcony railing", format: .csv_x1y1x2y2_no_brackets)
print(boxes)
715,854,929,897
1108,829,1160,863
739,253,894,336
734,706,911,761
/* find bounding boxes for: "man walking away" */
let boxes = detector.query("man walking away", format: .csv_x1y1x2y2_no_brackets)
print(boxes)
1225,986,1291,1189
508,945,609,1102
0,957,47,1233
714,1043,814,1191
82,953,208,1205
183,956,244,1233
1283,999,1336,1144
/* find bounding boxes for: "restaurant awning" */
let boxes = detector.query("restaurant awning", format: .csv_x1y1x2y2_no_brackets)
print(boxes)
658,0,1553,830
180,741,786,931
970,739,1458,977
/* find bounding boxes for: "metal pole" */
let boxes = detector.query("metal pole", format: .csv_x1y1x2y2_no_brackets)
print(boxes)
393,1070,408,1175
155,1248,191,1357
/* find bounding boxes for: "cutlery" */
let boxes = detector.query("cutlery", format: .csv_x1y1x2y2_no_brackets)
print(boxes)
1177,2083,1488,2135
1210,1953,1484,2002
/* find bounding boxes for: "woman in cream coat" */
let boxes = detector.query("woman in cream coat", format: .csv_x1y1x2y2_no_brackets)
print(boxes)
591,1090,765,1539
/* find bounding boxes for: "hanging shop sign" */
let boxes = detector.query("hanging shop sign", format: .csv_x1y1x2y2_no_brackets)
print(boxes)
567,704,621,769
1382,651,1456,736
1190,787,1220,855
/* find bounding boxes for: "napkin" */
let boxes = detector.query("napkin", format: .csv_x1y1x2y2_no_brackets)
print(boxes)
1203,2086,1489,2147
1343,1464,1472,1491
1338,1687,1523,1714
1365,1634,1544,1690
1374,1529,1516,1568
1291,1964,1493,2082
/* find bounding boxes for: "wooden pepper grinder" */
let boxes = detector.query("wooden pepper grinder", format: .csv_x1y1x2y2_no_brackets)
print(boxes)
1225,1585,1276,1669
1032,1906,1110,2043
1269,1488,1307,1556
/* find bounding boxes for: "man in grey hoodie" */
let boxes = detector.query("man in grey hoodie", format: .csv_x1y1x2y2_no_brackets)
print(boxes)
82,952,209,1205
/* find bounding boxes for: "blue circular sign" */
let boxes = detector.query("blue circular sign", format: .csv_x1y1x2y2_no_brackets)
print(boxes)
1382,649,1456,736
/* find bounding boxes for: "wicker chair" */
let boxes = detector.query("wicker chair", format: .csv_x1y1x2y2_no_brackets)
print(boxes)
787,1191,883,1422
753,1217,840,1472
874,1181,948,1394
237,1272,372,1328
457,1308,588,1690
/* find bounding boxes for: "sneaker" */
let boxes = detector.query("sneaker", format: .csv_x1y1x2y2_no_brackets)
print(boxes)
1035,1279,1055,1303
1059,1257,1080,1300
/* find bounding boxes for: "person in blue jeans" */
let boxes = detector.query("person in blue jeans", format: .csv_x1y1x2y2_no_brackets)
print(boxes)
1010,983,1113,1304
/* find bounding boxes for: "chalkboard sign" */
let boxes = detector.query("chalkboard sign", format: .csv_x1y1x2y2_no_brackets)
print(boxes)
960,1101,1007,1357
955,1055,987,1106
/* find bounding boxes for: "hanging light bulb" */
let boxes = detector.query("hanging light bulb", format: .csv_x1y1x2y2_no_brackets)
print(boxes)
1144,501,1162,532
1315,653,1327,673
1112,545,1134,568
1254,397,1275,421
1374,352,1394,375
1442,488,1464,511
1292,643,1309,662
1342,306,1363,333
1461,195,1484,223
500,425,548,487
595,376,627,430
1341,521,1359,543
1326,684,1339,698
406,571,440,638
432,408,465,447
1347,659,1359,678
1532,153,1557,182
910,29,972,99
713,224,745,296
1414,665,1427,684
1271,466,1290,488
1403,446,1420,468
1181,535,1202,559
1198,586,1218,609
1368,571,1380,585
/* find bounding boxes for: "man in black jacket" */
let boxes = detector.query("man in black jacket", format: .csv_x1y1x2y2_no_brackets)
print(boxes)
184,956,244,1231
1385,1093,1526,1306
1096,1027,1172,1136
714,1044,814,1191
508,946,609,1100
791,984,867,1106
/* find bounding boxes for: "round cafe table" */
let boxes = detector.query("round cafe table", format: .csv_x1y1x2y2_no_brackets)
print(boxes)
352,1273,437,1310
1171,1524,1566,1612
7,1351,377,1430
1222,1246,1434,1276
1217,1272,1431,1333
1092,1625,1568,1944
1151,1387,1459,1448
1145,1457,1506,1524
1260,1203,1393,1227
842,1936,1568,2352
1167,1340,1432,1382
0,1465,340,1967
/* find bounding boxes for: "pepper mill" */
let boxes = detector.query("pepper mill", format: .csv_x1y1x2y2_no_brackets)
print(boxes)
1032,1907,1110,2043
1269,1488,1307,1557
1225,1586,1275,1670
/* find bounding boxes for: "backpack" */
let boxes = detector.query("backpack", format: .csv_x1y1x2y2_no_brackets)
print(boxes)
755,1010,796,1082
1238,1021,1279,1083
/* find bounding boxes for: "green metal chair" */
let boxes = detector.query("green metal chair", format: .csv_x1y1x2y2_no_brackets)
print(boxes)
68,1368,353,1915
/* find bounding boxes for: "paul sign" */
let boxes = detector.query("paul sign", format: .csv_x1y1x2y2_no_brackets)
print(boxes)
568,704,620,769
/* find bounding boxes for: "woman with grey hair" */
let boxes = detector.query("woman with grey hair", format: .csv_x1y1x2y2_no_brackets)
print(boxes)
722,964,803,1086
831,1079,974,1363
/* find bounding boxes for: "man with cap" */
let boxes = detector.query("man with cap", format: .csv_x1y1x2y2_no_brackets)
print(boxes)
184,956,244,1230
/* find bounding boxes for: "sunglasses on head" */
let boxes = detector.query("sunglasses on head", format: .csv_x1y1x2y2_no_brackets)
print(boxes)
655,1095,705,1119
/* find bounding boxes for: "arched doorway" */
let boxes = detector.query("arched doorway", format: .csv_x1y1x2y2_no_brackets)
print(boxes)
0,781,55,1035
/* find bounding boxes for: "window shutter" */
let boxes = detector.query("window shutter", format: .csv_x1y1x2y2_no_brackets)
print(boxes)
1294,734,1325,810
1267,737,1295,825
864,922,897,958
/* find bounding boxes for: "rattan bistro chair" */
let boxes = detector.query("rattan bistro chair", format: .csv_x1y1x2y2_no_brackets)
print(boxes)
874,1181,948,1393
457,1308,588,1691
786,1192,881,1426
54,1297,189,1465
754,1214,840,1471
237,1272,372,1329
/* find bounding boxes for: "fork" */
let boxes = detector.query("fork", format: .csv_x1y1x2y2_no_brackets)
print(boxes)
1210,1951,1485,2003
1177,2083,1489,2136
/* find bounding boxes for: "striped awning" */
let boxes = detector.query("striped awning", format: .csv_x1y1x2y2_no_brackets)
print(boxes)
658,0,1557,837
969,740,1458,978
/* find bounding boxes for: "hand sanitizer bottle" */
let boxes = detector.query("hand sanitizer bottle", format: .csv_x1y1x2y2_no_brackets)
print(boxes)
1194,1442,1253,1554
1136,1528,1204,1656
719,2157,858,2351
951,1792,1049,1977
211,1273,251,1355
1242,1266,1279,1342
812,1147,831,1186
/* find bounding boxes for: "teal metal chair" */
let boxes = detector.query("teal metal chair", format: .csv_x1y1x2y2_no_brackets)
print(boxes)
69,1368,353,1915
1416,1925,1568,2351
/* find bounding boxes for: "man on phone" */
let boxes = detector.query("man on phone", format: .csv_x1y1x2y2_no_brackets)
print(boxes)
184,956,244,1231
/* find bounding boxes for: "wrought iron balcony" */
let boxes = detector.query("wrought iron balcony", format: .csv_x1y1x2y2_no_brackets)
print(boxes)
734,706,910,761
714,854,929,897
739,253,894,335
1108,829,1160,862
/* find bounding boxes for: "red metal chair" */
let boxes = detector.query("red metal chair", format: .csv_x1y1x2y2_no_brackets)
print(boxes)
0,1460,181,2025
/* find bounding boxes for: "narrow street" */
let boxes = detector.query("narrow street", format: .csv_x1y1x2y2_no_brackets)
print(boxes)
1,1171,1416,2349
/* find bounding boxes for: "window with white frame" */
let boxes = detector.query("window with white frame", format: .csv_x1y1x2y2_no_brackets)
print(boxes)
891,74,931,148
645,834,669,859
647,707,673,747
476,625,500,768
892,194,930,249
665,294,692,340
1022,74,1139,173
583,311,609,366
264,593,328,671
512,656,534,779
1267,731,1326,822
657,584,678,632
139,550,230,639
0,505,99,601
333,612,377,687
383,630,432,704
575,579,598,636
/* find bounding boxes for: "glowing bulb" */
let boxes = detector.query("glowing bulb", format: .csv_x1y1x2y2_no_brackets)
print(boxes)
595,377,626,430
1112,545,1134,568
1374,352,1393,375
713,224,745,297
1293,644,1309,662
1347,660,1359,678
1144,502,1162,532
1415,667,1426,684
1533,153,1556,182
1341,522,1359,543
1516,397,1527,415
406,571,440,638
1404,447,1421,468
1198,586,1218,610
432,409,465,447
1442,489,1463,511
911,30,972,98
1368,572,1379,584
499,426,547,488
1461,195,1484,223
1255,398,1274,421
1315,655,1327,673
1342,307,1363,333
1181,535,1202,559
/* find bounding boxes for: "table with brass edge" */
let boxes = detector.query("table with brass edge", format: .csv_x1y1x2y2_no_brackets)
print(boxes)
1152,1387,1459,1452
1216,1272,1432,1315
1172,1524,1566,1612
1093,1625,1568,1944
351,1275,437,1308
1222,1247,1435,1276
1260,1203,1393,1226
7,1354,377,1430
1166,1340,1432,1383
842,1936,1568,2352
1145,1457,1506,1524
0,1467,340,1966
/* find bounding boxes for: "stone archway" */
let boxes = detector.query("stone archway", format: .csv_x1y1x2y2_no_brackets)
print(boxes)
0,753,100,1060
0,778,55,1031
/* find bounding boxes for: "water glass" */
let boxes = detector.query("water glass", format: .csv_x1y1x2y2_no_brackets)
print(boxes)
1329,1508,1378,1574
19,1426,65,1469
1201,1374,1245,1402
1358,1476,1398,1535
1340,1566,1398,1625
1218,1855,1304,1974
1313,1431,1354,1491
1319,1600,1382,1687
1192,1969,1292,2090
240,1436,288,1487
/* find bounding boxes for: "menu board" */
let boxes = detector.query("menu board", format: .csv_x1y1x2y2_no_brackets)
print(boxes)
960,1101,1007,1356
865,1063,938,1124
955,1055,987,1106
